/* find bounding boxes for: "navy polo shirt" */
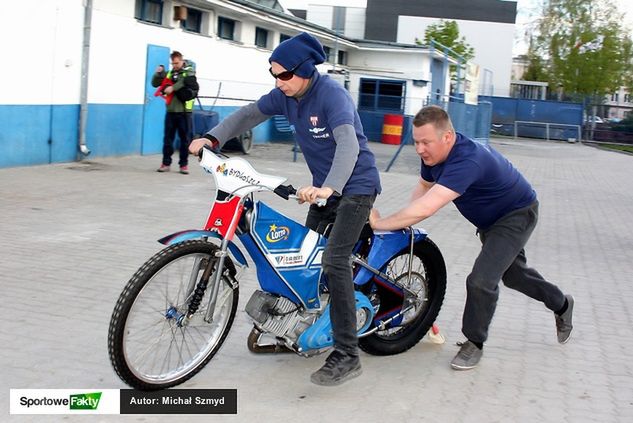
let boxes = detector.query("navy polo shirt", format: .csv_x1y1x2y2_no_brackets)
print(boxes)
256,73,381,195
421,133,536,230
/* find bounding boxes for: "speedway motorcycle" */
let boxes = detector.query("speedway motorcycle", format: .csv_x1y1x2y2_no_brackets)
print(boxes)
108,147,447,390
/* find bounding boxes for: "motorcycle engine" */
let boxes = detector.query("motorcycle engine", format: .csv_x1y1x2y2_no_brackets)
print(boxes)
245,290,316,344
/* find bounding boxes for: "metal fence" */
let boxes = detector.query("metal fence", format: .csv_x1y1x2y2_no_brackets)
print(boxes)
447,100,493,144
514,121,581,143
481,96,584,140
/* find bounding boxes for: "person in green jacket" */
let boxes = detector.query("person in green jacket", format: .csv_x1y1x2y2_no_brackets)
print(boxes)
152,51,195,174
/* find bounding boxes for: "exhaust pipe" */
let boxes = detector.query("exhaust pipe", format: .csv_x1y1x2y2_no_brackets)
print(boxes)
247,327,294,354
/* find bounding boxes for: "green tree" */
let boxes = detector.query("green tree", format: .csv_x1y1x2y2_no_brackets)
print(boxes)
415,20,475,92
532,0,633,102
522,42,549,82
420,20,474,62
623,37,633,94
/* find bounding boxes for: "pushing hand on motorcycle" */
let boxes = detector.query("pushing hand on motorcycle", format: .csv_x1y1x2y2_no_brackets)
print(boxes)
297,186,333,205
368,208,381,228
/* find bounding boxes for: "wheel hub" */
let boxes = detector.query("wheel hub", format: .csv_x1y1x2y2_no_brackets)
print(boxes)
165,306,187,327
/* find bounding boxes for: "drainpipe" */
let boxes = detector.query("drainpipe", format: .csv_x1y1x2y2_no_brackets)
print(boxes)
78,0,93,159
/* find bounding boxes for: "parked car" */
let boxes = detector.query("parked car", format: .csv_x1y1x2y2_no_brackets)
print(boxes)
584,115,604,125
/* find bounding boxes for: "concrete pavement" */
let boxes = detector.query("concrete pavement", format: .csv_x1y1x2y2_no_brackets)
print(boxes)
2,138,632,422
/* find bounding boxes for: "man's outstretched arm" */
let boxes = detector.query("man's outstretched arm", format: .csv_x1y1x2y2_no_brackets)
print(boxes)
370,183,459,231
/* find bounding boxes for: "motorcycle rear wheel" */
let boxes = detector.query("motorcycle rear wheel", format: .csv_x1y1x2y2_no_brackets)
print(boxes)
108,240,239,390
359,237,446,355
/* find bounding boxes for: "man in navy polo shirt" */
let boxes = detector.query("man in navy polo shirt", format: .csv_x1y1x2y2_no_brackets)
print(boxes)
369,105,574,370
189,32,381,386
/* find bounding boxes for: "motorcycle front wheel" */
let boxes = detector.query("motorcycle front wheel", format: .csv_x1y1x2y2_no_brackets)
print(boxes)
108,240,239,390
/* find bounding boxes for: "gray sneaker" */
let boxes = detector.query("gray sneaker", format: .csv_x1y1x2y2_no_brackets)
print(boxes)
451,341,483,370
310,350,362,386
556,294,574,344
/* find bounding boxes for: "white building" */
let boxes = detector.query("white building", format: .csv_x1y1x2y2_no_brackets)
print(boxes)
293,0,517,98
0,0,453,168
604,87,633,121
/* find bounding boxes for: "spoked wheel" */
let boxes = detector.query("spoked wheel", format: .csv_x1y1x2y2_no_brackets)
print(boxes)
359,237,446,355
108,240,239,390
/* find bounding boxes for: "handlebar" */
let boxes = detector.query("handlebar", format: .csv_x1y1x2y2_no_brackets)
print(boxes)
200,147,327,207
274,184,327,207
289,194,327,207
200,143,220,159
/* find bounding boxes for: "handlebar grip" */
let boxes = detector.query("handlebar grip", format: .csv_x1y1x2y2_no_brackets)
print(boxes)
276,185,326,207
199,141,221,158
199,145,211,159
273,184,297,200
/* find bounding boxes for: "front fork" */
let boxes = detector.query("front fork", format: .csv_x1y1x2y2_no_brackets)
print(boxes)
176,240,234,327
203,242,231,323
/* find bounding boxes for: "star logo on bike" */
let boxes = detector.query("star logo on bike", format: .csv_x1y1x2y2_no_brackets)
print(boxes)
266,224,290,243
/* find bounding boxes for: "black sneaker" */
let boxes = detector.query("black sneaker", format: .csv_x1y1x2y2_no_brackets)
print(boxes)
450,340,483,370
556,294,574,344
310,350,362,386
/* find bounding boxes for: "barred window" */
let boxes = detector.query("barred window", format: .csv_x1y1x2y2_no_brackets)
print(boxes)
135,0,163,24
358,78,405,113
218,17,236,40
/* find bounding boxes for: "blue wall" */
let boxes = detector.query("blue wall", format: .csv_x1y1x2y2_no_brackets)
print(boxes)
87,104,143,157
0,103,283,168
0,100,501,168
0,105,79,167
0,104,141,168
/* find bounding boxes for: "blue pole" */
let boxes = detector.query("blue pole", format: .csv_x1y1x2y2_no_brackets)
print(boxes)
385,119,412,172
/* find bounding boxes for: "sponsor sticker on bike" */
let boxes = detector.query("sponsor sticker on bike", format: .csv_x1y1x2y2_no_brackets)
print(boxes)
265,224,290,243
273,253,304,266
216,163,261,186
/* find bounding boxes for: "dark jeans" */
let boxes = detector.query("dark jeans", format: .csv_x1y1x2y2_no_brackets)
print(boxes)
463,201,566,344
162,112,192,167
305,194,376,356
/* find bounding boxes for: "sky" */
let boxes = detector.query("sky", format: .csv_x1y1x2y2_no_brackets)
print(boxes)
278,0,633,56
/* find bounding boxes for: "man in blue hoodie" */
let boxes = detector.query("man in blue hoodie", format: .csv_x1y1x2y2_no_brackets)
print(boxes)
189,32,381,386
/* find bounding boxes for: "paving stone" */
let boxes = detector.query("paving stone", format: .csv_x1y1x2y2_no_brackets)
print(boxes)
1,138,632,422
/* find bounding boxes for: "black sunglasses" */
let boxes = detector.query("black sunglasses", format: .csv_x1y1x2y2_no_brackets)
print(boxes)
269,58,310,81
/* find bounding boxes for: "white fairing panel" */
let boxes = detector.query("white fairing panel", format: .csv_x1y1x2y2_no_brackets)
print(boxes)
199,149,287,196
